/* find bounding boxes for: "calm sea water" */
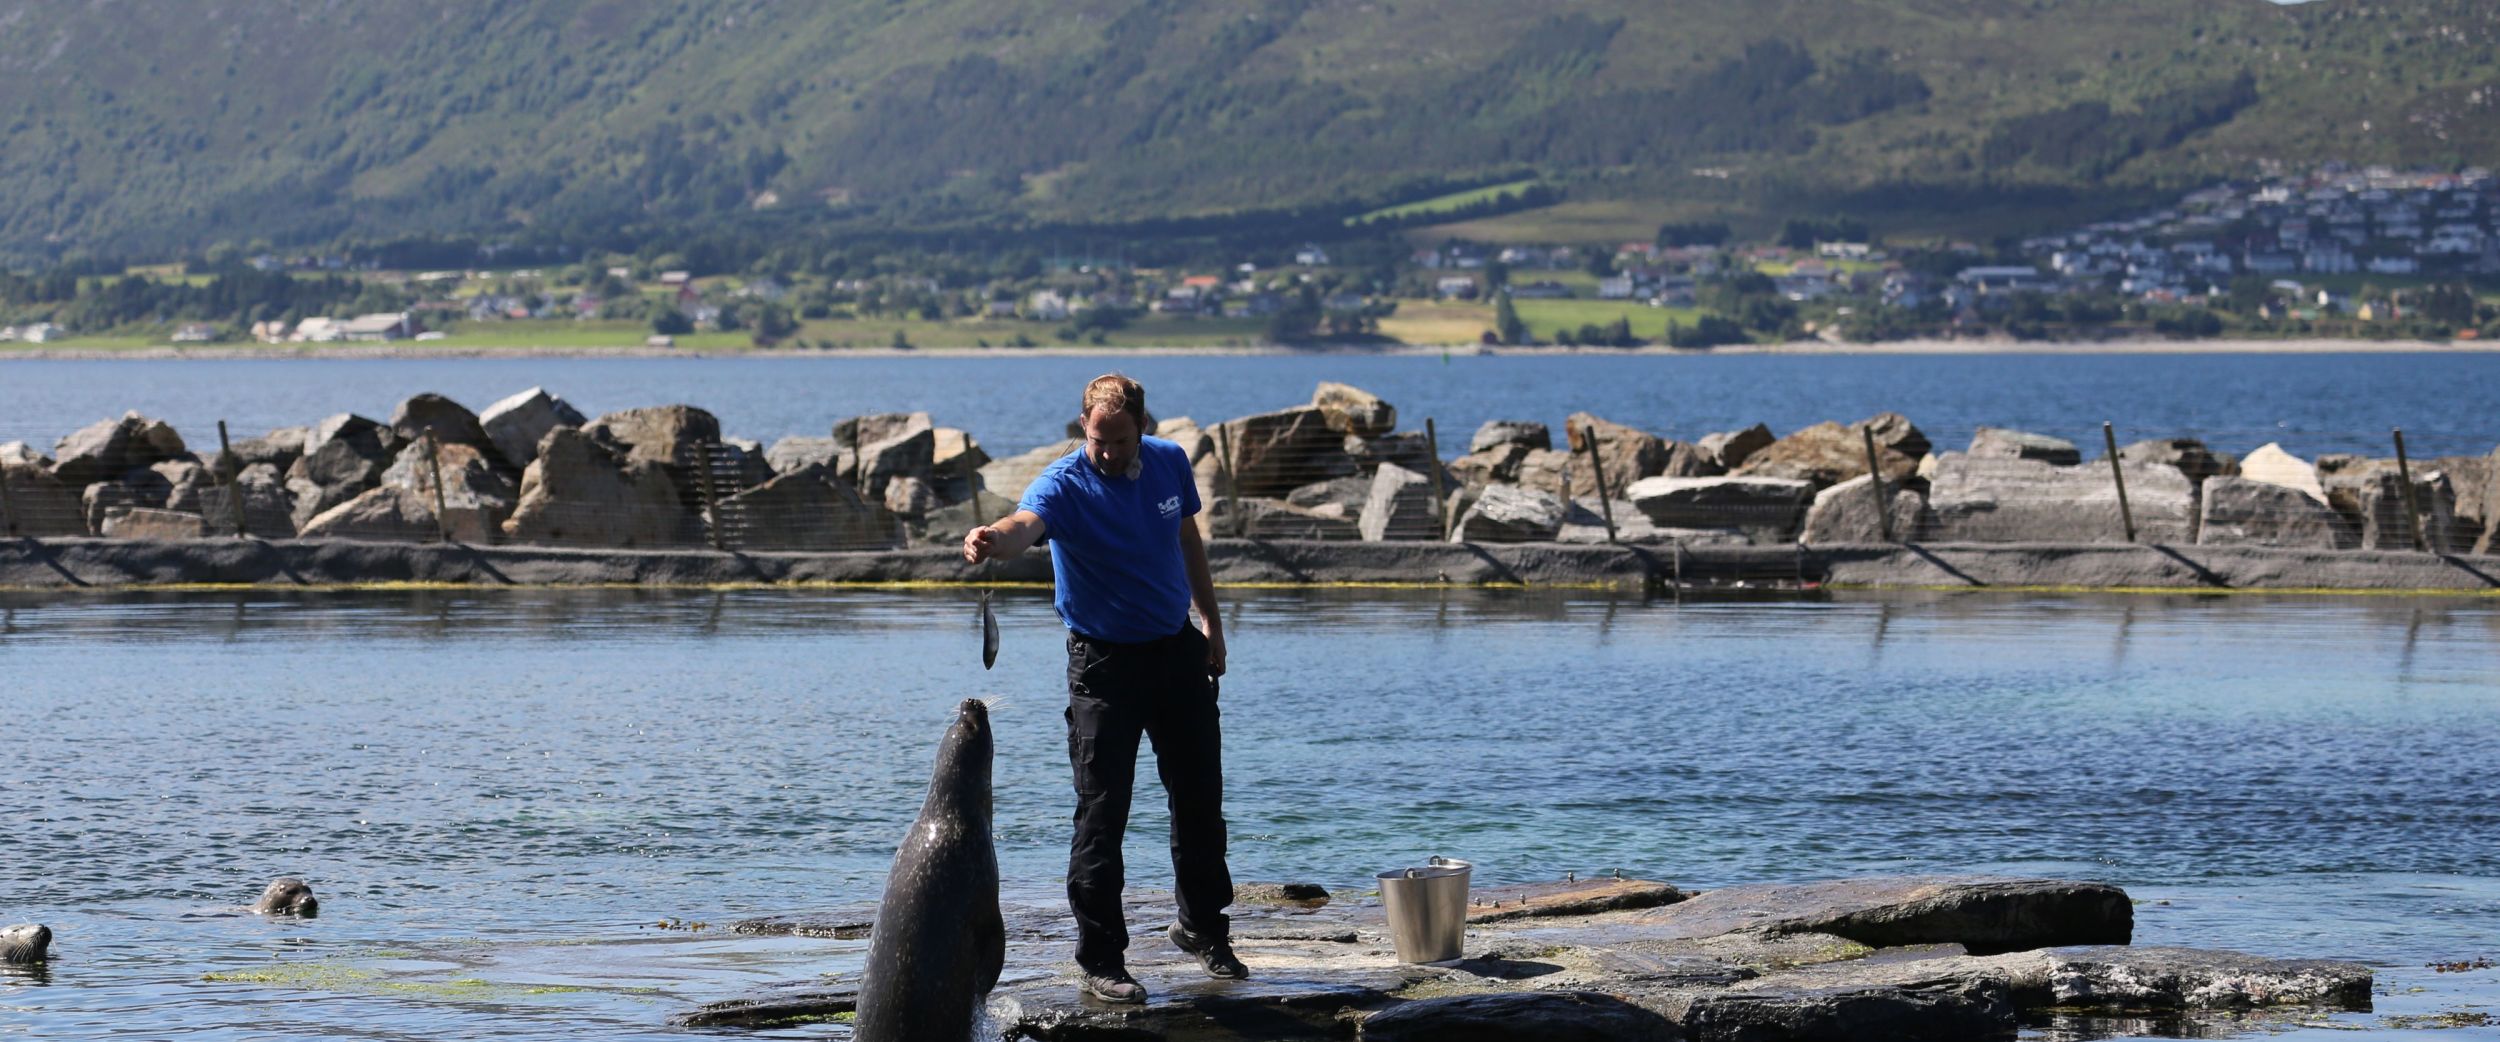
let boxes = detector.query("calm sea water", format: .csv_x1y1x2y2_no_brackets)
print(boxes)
2,588,2496,1039
3,352,2499,461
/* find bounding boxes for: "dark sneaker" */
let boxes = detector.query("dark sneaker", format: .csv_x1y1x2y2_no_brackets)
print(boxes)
1168,922,1250,980
1078,965,1148,1005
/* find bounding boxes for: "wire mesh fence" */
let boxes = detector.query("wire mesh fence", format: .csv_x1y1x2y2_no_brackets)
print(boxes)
2,389,2496,556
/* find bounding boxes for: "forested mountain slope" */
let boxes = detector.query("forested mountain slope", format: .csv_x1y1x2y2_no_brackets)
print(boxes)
2,0,2495,257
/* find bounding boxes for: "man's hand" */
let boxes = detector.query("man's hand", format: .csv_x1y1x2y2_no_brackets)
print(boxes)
1202,621,1227,679
963,524,1000,564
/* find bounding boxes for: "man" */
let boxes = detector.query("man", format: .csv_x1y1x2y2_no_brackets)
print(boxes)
962,373,1246,1004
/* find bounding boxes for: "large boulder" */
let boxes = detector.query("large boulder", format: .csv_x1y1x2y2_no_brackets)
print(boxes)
389,393,491,455
1697,423,1776,471
198,463,297,538
478,387,586,469
287,412,400,496
1203,497,1360,540
2236,443,2326,503
0,464,89,536
715,463,897,551
1469,420,1549,454
586,404,720,469
100,507,207,540
1344,430,1438,474
1359,463,1443,542
1736,414,1927,487
379,439,519,535
1509,448,1576,499
232,427,309,471
1564,413,1677,494
2317,456,2457,551
1452,484,1565,542
1311,382,1396,438
766,436,846,476
2119,438,2235,485
1212,406,1353,498
52,411,187,486
929,427,989,502
1968,427,2081,466
978,440,1080,503
1801,475,1928,544
0,441,45,467
1625,475,1813,543
1286,475,1373,517
1446,444,1530,489
300,485,486,542
82,468,174,534
152,459,211,514
2433,450,2500,554
502,427,695,548
2196,476,2351,549
1924,454,2196,543
883,474,940,519
851,412,935,499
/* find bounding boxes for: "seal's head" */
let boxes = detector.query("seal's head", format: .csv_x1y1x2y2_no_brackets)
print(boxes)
0,924,51,965
253,878,319,918
924,699,994,823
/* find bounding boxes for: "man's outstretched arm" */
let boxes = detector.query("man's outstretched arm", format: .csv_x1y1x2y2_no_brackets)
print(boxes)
965,510,1046,563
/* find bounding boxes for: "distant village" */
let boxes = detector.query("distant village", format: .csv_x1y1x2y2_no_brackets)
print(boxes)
4,166,2496,347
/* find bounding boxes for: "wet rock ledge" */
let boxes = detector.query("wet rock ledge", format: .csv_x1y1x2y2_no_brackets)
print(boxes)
676,875,2370,1040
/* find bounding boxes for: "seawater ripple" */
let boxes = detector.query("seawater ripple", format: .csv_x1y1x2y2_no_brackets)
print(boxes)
2,587,2497,1040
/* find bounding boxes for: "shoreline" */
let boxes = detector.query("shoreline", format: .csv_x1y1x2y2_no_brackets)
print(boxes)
2,336,2495,361
5,538,2495,594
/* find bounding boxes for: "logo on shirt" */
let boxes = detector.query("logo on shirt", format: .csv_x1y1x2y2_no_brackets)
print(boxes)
1157,495,1182,518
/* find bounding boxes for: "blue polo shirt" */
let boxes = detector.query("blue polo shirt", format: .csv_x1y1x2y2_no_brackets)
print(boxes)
1018,436,1201,643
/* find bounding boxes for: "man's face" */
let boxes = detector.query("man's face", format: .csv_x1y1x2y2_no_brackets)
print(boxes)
1082,406,1141,479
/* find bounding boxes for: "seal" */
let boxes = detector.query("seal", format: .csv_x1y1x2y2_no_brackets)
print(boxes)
252,878,319,917
1,923,50,965
854,698,1004,1042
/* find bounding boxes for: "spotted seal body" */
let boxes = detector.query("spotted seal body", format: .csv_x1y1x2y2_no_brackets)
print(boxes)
1,924,50,964
855,699,1003,1042
252,878,319,917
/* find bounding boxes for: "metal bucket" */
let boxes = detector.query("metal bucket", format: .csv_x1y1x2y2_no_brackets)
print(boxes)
1376,856,1471,963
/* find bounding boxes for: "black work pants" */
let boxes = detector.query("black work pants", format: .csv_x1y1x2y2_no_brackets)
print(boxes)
1064,625,1233,971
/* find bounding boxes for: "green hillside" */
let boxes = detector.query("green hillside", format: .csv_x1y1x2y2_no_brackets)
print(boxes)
3,0,2497,259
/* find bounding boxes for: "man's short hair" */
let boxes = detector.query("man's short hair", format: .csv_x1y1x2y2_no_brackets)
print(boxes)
1080,373,1152,430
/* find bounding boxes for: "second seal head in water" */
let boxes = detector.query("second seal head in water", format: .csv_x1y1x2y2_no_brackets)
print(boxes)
854,698,1004,1042
252,878,319,917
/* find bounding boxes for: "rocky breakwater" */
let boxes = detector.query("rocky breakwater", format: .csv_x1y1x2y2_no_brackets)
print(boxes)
679,874,2371,1041
0,389,1009,554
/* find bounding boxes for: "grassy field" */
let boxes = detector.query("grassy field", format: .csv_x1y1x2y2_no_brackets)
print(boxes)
1377,299,1715,344
1350,179,1541,227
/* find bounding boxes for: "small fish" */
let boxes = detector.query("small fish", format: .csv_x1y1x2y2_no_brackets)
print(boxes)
979,590,999,670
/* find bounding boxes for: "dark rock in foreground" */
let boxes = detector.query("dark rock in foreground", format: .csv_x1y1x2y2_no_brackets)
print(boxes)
678,875,2365,1041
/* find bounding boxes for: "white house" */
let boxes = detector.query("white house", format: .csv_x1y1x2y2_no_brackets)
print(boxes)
339,312,418,341
1293,244,1331,267
291,317,343,342
21,322,63,343
1026,290,1070,321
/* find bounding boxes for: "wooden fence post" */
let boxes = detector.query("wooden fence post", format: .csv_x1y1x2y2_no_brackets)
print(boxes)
217,421,247,537
1574,423,1618,544
2393,427,2428,553
422,432,453,543
1860,425,1892,543
1425,417,1452,541
2102,421,2136,543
